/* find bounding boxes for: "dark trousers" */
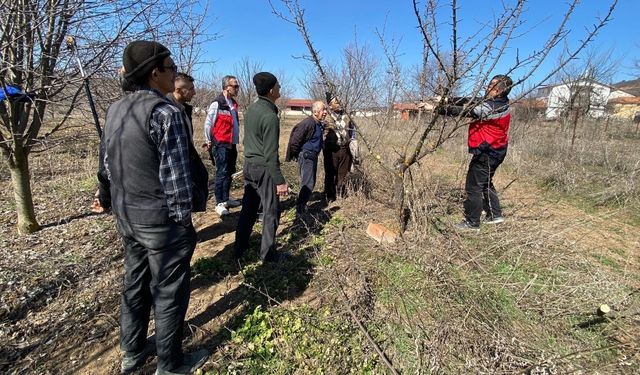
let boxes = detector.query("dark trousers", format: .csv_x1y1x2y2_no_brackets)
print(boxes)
116,219,197,371
323,145,352,201
209,144,237,204
464,153,504,225
296,150,319,213
234,163,280,261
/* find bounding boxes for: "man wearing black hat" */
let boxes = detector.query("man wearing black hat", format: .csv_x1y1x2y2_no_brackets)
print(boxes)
234,72,289,263
323,93,357,201
98,40,208,375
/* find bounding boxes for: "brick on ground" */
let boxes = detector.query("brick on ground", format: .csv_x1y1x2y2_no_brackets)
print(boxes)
366,222,398,243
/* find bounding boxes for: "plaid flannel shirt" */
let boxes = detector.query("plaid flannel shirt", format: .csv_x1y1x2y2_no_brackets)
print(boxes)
146,91,193,225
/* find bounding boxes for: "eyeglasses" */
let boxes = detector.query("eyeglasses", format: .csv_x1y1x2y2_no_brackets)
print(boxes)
163,64,178,73
228,85,240,89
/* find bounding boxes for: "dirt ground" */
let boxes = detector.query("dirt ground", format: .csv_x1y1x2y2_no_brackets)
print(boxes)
1,117,639,374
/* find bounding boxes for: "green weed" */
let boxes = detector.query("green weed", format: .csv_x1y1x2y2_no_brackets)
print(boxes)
193,256,226,277
218,305,379,374
593,254,620,270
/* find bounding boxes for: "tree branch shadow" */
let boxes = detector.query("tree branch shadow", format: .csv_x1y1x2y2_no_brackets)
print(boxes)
40,211,105,229
184,201,339,358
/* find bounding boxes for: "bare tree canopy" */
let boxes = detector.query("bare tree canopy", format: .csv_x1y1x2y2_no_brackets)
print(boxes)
0,0,213,233
269,0,618,234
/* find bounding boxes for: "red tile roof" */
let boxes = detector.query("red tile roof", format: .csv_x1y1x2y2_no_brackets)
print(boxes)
608,97,640,105
512,98,546,109
285,99,314,108
393,103,420,111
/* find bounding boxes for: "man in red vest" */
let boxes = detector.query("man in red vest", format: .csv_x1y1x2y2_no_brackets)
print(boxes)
429,74,513,231
203,75,242,216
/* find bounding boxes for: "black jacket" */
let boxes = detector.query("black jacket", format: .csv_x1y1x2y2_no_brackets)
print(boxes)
285,116,321,161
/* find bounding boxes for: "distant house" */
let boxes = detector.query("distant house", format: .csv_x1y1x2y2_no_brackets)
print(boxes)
510,98,546,118
607,96,640,120
536,79,634,119
393,102,422,121
283,98,313,116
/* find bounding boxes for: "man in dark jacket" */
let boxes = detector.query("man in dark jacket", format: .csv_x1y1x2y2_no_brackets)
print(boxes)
427,74,513,231
234,72,289,263
286,101,327,215
98,41,208,375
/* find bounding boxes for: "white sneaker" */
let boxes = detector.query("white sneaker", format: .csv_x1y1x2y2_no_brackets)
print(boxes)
215,203,229,216
225,199,242,208
485,216,505,225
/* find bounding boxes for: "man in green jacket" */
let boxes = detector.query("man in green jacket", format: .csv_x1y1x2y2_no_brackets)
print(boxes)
234,72,289,262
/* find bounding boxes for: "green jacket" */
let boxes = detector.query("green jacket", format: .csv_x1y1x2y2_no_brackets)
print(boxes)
243,96,285,185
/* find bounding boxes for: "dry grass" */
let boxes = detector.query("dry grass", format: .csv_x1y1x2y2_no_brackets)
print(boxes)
303,114,640,373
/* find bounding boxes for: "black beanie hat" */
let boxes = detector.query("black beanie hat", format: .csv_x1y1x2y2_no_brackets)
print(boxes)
253,72,278,96
325,92,334,104
123,40,171,82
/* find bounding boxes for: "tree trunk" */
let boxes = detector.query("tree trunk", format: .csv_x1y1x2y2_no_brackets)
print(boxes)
9,145,40,234
392,169,408,233
570,110,580,152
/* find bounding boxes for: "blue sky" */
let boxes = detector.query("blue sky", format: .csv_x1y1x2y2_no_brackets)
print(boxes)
198,0,639,98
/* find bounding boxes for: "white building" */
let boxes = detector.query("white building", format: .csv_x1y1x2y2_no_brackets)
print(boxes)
536,80,634,119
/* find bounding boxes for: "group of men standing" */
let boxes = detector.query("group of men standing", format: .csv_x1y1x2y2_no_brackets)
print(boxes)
97,40,359,374
97,39,511,374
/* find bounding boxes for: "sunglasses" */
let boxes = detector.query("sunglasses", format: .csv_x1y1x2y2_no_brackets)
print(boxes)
163,64,178,73
228,84,240,89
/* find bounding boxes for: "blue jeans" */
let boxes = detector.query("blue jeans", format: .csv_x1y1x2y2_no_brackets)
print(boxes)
209,144,237,204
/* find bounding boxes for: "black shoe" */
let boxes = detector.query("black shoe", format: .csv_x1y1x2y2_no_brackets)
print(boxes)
262,251,291,264
154,349,209,375
296,204,308,215
121,339,156,374
453,220,480,232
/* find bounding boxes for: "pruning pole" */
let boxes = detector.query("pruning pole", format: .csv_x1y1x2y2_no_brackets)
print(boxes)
66,36,102,138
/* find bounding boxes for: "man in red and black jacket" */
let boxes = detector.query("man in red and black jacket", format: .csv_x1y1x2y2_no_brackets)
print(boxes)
436,74,513,230
203,75,241,216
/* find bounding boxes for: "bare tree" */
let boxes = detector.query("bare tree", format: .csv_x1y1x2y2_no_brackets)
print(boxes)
550,47,620,149
190,71,223,112
269,0,618,232
164,0,219,74
0,0,212,233
234,56,264,112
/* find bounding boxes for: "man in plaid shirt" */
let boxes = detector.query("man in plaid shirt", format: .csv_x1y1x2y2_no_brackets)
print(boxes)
98,41,208,375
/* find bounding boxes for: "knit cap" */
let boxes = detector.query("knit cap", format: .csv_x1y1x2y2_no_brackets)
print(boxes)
253,72,278,96
123,41,171,81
